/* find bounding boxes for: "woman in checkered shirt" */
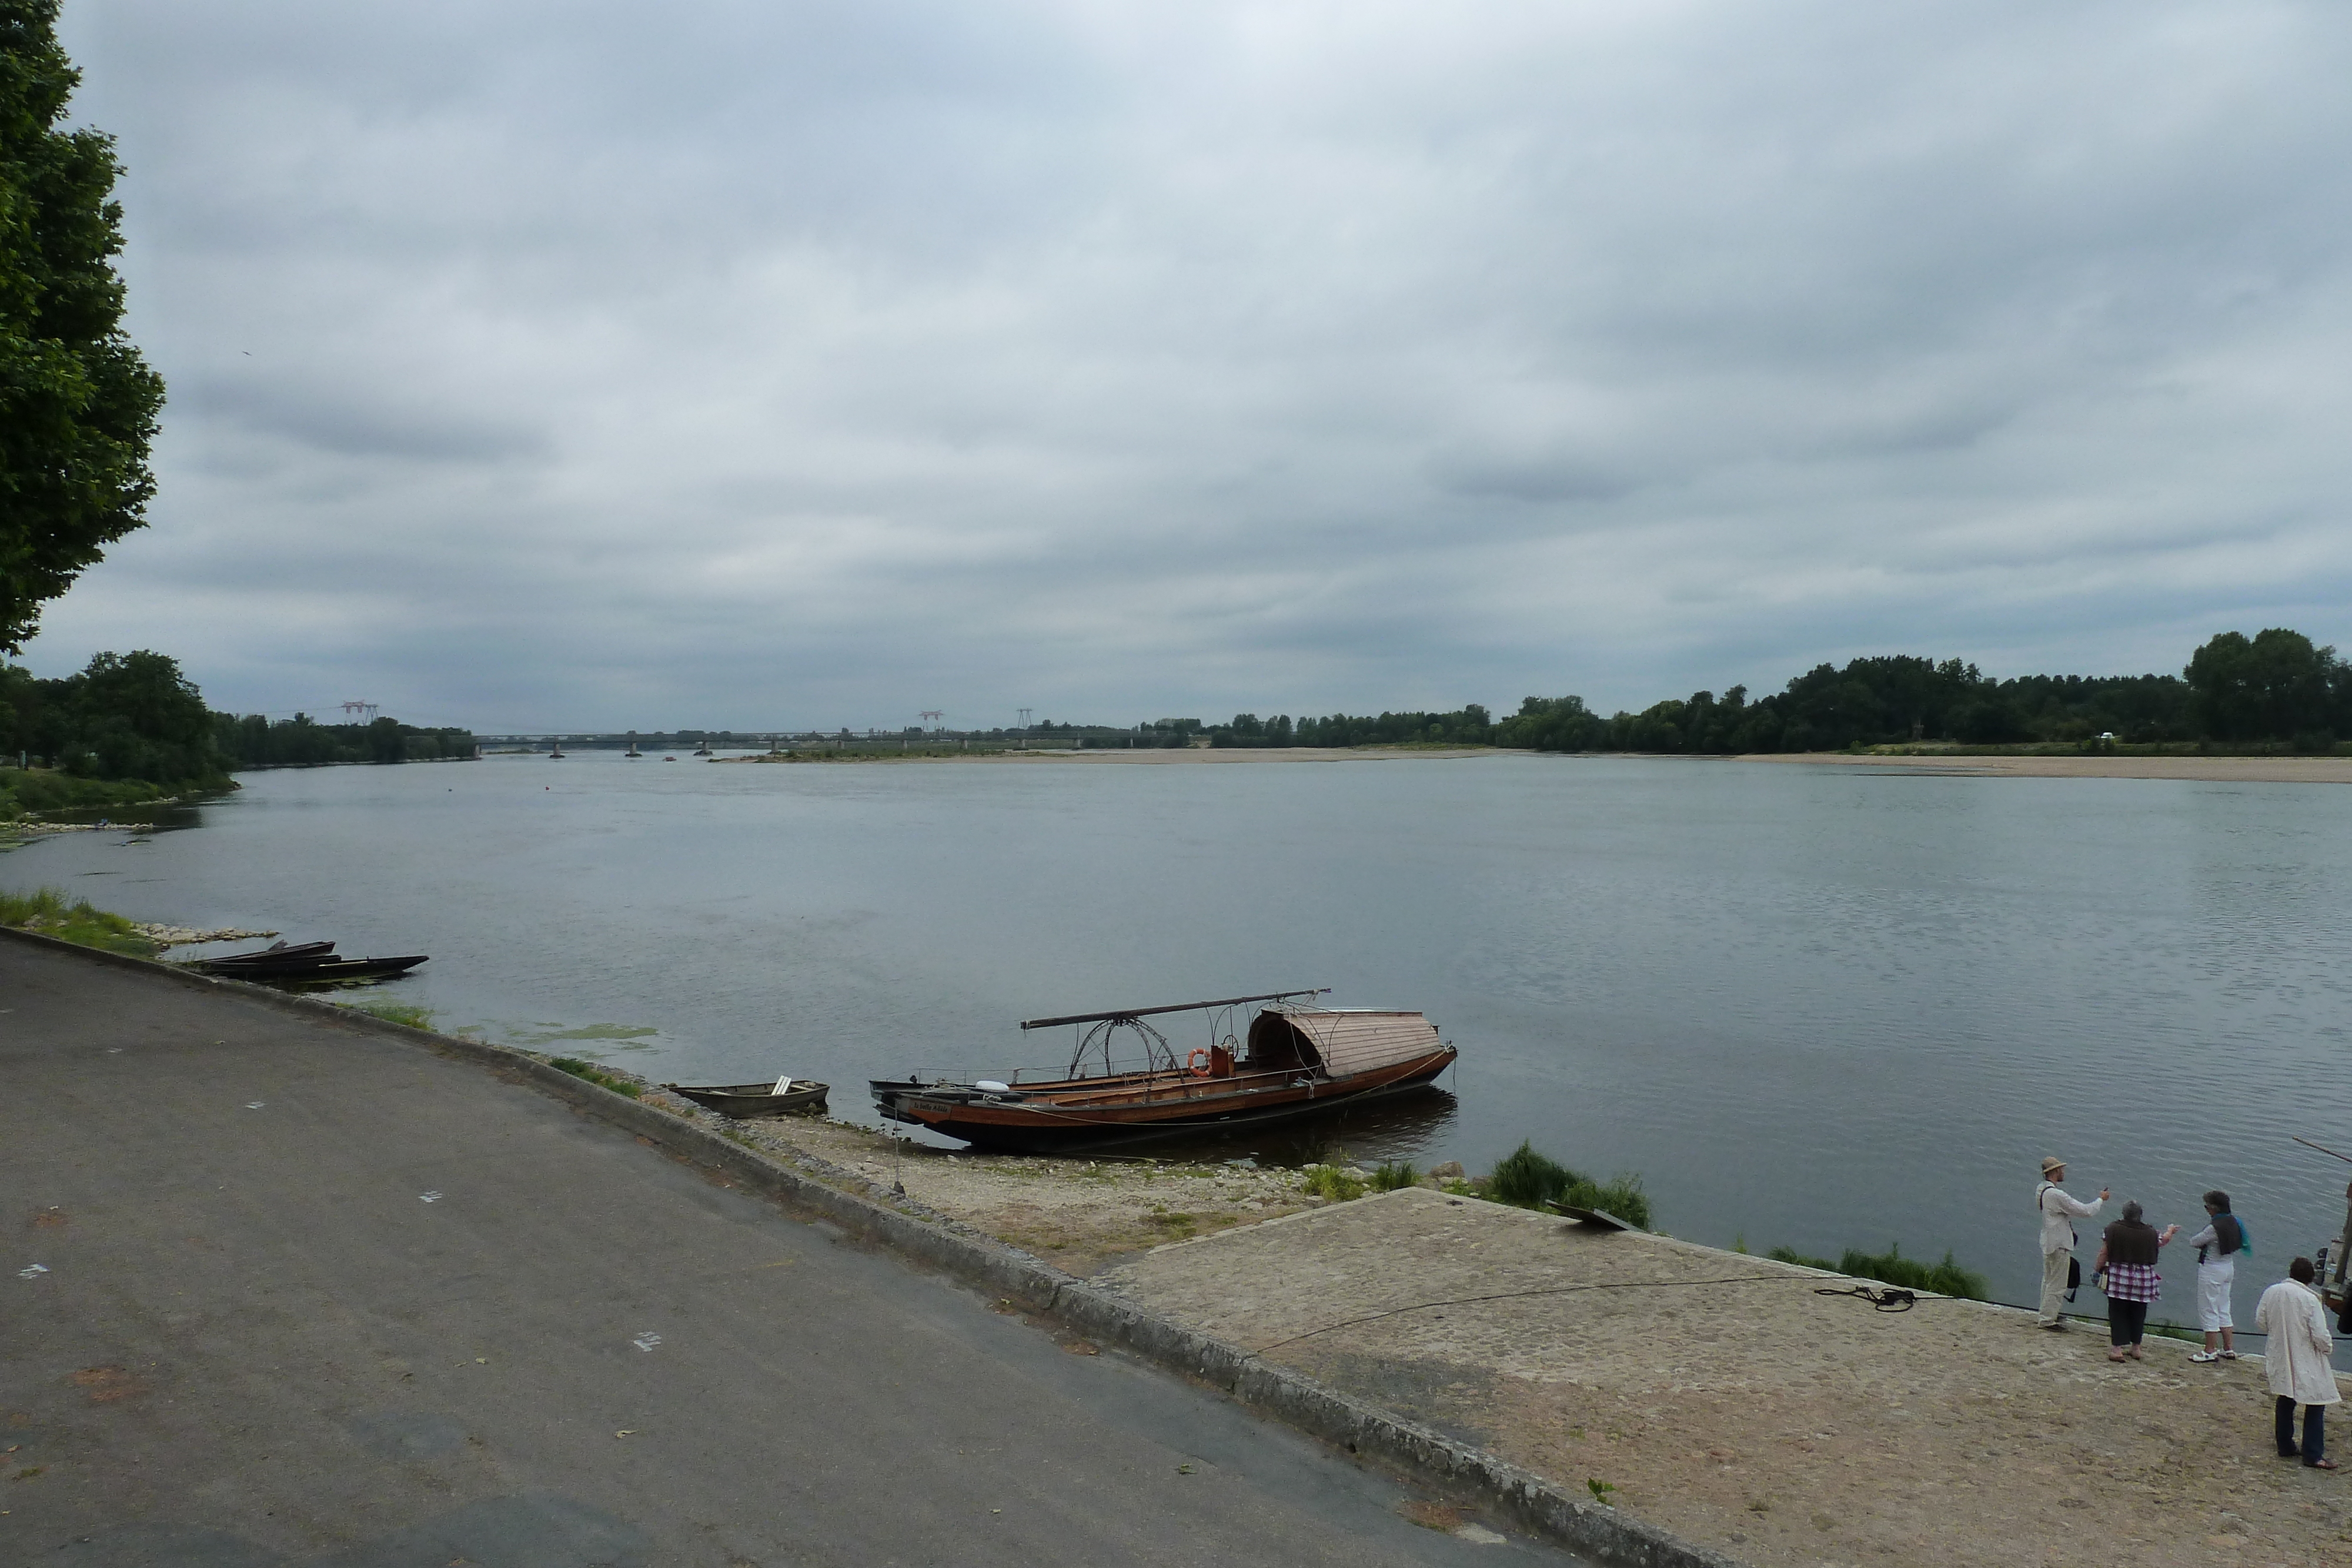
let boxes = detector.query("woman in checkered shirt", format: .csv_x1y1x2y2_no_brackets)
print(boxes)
2093,1202,2180,1362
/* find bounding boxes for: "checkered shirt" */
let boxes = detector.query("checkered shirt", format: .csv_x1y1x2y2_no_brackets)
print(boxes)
2103,1262,2161,1304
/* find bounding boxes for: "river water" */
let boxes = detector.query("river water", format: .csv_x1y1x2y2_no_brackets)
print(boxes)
9,750,2351,1325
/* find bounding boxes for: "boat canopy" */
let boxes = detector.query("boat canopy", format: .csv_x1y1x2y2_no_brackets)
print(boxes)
1248,1008,1442,1080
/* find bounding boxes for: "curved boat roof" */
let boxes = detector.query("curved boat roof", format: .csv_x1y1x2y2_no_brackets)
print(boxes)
1255,1007,1444,1079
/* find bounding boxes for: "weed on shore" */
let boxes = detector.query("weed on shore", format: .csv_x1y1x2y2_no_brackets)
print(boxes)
549,1057,643,1098
336,998,436,1030
0,887,159,958
1766,1241,1988,1299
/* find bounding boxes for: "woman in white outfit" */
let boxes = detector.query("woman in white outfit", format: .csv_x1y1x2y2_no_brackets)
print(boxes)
2186,1190,2247,1363
2254,1256,2340,1470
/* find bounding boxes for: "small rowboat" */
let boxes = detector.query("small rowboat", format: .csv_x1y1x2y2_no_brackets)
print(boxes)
196,940,337,968
662,1076,830,1119
194,952,428,984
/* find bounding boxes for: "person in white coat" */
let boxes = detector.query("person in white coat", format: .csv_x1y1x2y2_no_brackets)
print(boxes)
2254,1256,2340,1469
2037,1156,2106,1329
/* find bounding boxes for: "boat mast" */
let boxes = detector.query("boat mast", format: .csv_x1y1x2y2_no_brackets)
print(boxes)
1018,988,1327,1031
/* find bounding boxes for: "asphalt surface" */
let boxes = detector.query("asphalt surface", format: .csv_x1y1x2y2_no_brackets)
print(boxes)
0,936,1578,1567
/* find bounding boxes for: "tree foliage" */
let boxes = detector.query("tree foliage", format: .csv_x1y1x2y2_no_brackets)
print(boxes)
2183,628,2343,745
1,648,219,783
1,0,163,651
1495,629,2352,755
211,711,476,767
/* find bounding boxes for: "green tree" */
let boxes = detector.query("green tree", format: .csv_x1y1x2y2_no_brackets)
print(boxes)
60,648,219,782
1,1,165,651
2184,629,2338,743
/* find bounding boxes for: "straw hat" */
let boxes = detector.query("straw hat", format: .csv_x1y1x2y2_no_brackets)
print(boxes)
2040,1156,2066,1176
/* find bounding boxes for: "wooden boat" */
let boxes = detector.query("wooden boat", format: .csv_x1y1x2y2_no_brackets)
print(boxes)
871,989,1455,1152
264,955,429,985
195,940,336,968
189,947,427,984
662,1077,830,1118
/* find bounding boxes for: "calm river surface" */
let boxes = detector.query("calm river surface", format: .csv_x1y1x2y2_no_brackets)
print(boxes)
10,751,2351,1323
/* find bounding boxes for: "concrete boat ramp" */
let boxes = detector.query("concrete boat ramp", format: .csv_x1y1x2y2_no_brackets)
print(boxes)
0,935,1572,1568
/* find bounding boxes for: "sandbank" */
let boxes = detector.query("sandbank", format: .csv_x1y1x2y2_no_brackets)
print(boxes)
719,745,1509,765
1740,751,2352,784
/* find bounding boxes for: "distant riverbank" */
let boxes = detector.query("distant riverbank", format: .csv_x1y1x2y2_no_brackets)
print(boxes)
1741,751,2352,783
713,744,1512,765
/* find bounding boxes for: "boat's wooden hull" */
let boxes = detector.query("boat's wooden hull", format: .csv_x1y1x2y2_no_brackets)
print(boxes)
243,956,428,985
873,1048,1455,1152
664,1082,830,1119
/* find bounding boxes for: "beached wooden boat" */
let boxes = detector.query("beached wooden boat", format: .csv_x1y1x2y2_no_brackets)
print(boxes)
662,1078,830,1118
871,990,1455,1152
194,940,336,968
268,955,429,984
188,946,427,984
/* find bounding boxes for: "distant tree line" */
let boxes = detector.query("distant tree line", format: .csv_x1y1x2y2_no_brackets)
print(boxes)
3,650,474,810
212,712,476,767
1164,628,2352,755
1498,629,2350,754
1164,708,1498,748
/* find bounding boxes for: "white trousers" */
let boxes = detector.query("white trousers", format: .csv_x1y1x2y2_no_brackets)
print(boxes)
2040,1248,2071,1324
2199,1258,2235,1332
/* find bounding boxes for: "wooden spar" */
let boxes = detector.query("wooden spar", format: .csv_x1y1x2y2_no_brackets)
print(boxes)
2294,1135,2352,1165
1019,988,1327,1031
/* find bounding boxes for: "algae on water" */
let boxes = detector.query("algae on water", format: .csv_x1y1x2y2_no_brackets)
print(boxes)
509,1022,661,1051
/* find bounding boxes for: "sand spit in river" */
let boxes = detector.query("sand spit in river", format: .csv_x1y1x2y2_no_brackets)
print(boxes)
1743,751,2352,783
713,745,1505,765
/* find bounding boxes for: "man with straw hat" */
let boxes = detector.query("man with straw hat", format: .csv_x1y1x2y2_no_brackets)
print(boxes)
2037,1156,2107,1330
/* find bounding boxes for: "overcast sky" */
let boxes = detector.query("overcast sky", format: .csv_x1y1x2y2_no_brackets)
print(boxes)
23,0,2352,731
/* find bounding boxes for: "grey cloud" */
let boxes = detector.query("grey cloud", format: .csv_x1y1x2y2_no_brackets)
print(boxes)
186,377,551,463
26,0,2352,728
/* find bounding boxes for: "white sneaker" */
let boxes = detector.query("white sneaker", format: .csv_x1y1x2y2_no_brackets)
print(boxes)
2190,1351,2221,1363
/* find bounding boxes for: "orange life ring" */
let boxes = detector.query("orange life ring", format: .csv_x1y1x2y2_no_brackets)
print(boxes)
1186,1048,1212,1077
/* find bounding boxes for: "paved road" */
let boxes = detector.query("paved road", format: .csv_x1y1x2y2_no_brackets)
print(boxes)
0,937,1575,1567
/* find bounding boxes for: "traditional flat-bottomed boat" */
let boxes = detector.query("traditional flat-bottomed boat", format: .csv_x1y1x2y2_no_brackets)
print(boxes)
662,1076,830,1118
186,942,428,985
870,989,1455,1152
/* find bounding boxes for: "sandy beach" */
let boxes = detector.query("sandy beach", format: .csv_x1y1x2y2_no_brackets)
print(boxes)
717,745,1508,765
1739,752,2352,784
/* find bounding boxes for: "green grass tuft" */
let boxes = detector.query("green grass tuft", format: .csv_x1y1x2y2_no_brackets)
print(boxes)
1766,1241,1987,1299
0,885,159,957
1368,1160,1420,1192
549,1057,643,1098
1485,1141,1652,1228
1299,1164,1367,1202
337,998,435,1030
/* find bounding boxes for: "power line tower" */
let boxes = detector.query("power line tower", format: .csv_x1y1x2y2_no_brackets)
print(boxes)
1017,708,1032,731
920,710,944,731
340,700,379,723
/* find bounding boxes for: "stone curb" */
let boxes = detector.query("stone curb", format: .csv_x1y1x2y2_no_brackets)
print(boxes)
0,924,1736,1568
